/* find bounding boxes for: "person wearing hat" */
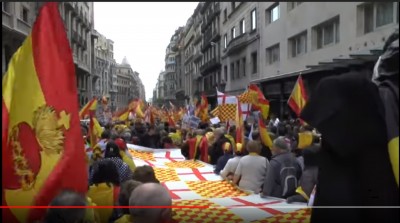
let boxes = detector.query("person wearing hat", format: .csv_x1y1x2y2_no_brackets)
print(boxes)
115,138,136,172
214,142,234,175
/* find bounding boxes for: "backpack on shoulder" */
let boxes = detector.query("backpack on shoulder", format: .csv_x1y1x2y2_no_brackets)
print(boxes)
279,163,298,198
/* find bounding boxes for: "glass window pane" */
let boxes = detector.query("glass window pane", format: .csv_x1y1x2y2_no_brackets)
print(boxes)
364,4,374,33
376,2,393,27
317,28,323,49
323,23,334,45
271,5,280,22
335,21,340,43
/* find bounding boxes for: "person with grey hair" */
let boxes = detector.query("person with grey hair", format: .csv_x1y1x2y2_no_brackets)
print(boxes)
111,180,143,223
261,136,302,198
129,183,174,223
43,190,87,223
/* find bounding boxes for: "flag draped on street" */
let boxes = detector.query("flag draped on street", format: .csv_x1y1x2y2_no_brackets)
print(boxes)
126,144,309,222
2,3,88,222
288,74,307,117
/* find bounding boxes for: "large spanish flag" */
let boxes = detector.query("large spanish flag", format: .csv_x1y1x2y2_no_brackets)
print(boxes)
2,3,88,222
288,74,307,117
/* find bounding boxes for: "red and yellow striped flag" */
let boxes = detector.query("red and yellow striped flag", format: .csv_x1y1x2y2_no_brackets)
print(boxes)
288,74,307,117
259,116,273,148
248,84,270,120
2,3,88,222
79,97,98,119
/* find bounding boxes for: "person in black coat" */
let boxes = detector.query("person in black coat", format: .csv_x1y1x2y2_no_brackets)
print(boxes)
208,129,231,165
300,69,399,222
139,125,160,148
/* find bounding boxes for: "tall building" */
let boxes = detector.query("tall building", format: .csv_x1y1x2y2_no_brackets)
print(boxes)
163,28,184,103
2,2,96,107
93,30,115,99
254,2,399,117
199,2,222,108
130,71,146,102
153,71,166,107
114,57,145,111
220,2,260,95
182,3,204,105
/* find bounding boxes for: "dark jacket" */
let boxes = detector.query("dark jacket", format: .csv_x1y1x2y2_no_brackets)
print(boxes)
214,153,234,174
208,136,231,165
300,71,399,223
139,134,160,148
262,152,302,198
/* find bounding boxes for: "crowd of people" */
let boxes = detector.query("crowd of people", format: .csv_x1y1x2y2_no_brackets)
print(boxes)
41,114,321,223
39,28,399,223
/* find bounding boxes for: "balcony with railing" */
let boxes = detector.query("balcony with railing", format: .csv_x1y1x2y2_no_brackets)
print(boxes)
225,33,249,56
200,58,221,76
165,66,176,73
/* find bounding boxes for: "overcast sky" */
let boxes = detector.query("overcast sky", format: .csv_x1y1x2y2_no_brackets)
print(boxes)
93,2,199,101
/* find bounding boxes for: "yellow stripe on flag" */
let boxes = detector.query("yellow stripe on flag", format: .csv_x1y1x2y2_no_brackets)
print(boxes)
388,136,399,186
2,35,46,129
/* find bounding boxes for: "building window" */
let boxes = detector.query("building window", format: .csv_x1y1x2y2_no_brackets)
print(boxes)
266,44,280,65
358,3,395,35
289,31,307,58
266,3,280,25
236,61,240,79
240,19,245,34
251,52,257,74
21,7,29,23
251,9,257,30
376,2,394,27
242,57,246,77
224,65,228,81
231,2,235,11
313,16,340,50
2,2,10,13
224,34,227,49
287,2,302,11
230,63,235,80
224,9,227,22
231,27,236,39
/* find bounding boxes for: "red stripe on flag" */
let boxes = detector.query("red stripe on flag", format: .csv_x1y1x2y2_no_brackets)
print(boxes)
143,160,155,167
231,198,284,215
177,171,214,175
191,168,207,181
165,151,177,163
228,200,281,208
